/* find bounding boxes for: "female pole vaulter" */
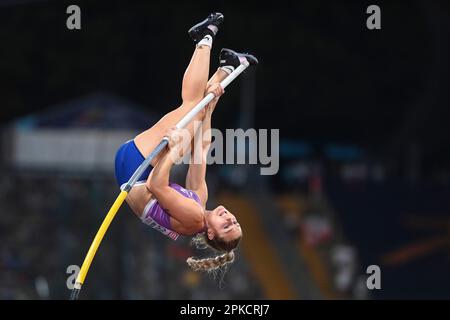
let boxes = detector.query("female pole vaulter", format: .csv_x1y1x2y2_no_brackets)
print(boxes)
114,13,258,272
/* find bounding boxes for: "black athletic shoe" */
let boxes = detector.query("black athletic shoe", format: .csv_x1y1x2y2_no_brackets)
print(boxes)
219,48,259,70
188,12,224,43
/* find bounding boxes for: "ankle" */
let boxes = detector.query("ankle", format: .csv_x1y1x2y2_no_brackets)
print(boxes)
196,35,213,49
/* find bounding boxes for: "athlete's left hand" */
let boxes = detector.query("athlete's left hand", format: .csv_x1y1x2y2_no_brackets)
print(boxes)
206,83,224,100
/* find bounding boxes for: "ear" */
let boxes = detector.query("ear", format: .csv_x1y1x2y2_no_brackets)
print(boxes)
207,228,215,240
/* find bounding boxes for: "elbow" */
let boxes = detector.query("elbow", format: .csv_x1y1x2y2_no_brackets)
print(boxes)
147,177,163,194
193,211,204,226
146,179,154,193
188,212,205,232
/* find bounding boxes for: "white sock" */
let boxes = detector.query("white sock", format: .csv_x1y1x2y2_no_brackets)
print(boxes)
219,65,234,75
197,35,213,48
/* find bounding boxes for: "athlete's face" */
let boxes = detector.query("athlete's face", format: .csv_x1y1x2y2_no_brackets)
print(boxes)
205,205,242,241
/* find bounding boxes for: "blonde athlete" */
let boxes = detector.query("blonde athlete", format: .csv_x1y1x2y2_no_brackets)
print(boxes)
114,13,258,272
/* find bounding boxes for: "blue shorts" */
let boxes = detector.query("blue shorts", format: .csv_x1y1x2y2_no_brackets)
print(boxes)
114,139,153,189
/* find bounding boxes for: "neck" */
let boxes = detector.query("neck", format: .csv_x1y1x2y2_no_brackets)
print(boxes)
202,210,211,230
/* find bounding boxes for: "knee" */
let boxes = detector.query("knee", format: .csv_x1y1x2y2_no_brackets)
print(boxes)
181,100,206,115
181,99,201,110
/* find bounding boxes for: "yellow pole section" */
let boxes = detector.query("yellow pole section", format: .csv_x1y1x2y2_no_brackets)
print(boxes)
75,190,128,286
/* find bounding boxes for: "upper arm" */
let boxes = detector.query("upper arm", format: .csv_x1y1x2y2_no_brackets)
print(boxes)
150,185,204,229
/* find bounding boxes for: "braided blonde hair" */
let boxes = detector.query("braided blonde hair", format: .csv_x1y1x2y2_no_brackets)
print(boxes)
186,233,241,272
187,250,235,272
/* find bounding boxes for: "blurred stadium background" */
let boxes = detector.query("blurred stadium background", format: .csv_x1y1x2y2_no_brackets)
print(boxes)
1,0,450,299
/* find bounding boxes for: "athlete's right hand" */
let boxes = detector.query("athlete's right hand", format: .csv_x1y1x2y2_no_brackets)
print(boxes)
165,127,183,150
165,127,191,162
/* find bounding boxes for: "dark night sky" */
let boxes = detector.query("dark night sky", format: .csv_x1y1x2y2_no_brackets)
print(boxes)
1,0,450,166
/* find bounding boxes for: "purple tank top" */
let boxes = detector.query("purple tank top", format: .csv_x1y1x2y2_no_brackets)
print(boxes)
140,183,203,240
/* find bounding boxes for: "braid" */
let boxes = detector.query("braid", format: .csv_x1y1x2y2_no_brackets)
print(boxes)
186,233,242,273
187,251,235,272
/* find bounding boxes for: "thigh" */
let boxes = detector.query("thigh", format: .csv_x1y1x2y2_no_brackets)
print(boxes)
134,103,204,166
